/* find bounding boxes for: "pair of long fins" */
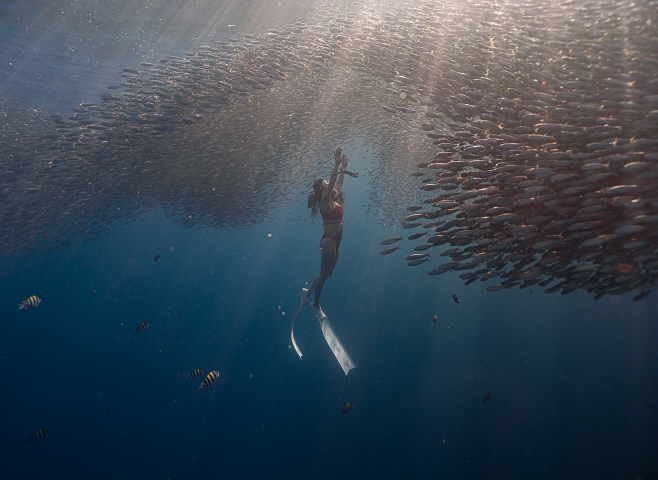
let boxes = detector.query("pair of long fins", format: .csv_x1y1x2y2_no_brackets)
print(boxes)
290,290,355,375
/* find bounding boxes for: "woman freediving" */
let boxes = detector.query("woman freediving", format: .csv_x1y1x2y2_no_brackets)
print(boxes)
303,147,349,321
289,147,356,371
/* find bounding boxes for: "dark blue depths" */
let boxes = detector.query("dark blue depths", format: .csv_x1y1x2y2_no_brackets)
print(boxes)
1,0,658,478
1,208,657,480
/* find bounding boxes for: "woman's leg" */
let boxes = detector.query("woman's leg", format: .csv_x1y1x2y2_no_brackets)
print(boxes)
330,246,340,276
307,237,336,307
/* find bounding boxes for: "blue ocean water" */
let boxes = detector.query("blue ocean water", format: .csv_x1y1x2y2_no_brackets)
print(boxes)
1,1,658,479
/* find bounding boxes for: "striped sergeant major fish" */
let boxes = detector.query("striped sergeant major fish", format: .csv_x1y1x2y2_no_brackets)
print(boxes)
185,369,204,379
198,371,219,393
18,296,41,310
134,322,149,335
341,402,352,415
28,429,49,443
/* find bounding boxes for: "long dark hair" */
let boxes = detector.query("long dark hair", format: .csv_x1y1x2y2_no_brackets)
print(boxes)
307,179,344,220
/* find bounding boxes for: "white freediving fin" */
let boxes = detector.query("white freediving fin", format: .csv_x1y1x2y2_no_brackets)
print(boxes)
300,288,309,311
290,288,310,359
290,305,304,359
320,316,356,375
290,288,356,374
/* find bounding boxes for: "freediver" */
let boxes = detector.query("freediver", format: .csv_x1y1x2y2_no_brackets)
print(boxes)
304,147,349,321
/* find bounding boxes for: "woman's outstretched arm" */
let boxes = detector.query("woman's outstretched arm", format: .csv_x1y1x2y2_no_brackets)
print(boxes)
335,153,348,190
321,148,344,205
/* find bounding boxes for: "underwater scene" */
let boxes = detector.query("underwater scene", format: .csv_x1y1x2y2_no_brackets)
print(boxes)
1,0,657,478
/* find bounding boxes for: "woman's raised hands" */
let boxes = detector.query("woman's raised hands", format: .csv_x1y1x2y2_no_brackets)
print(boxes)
334,147,343,164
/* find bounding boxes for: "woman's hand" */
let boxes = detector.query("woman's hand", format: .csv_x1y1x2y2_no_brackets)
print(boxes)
334,147,343,164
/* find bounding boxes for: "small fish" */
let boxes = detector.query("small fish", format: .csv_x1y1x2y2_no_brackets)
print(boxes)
154,253,160,262
134,322,149,335
380,246,401,255
633,291,650,302
199,371,220,393
380,236,403,245
452,294,461,305
406,206,422,211
185,369,204,379
428,267,450,275
402,222,423,229
18,296,41,310
408,257,431,266
482,393,491,403
408,231,428,240
405,253,430,261
341,402,352,414
431,315,438,323
403,213,426,222
27,429,49,443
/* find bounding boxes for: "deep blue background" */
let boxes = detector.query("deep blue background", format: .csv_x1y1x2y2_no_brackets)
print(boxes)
2,203,657,480
1,1,658,479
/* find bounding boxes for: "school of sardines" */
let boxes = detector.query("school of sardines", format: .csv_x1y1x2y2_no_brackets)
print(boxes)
0,0,656,299
375,0,658,302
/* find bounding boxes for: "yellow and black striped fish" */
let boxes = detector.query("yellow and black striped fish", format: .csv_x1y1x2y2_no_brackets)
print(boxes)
18,296,41,310
185,369,204,379
134,322,149,335
27,429,48,443
198,371,219,393
341,402,352,415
